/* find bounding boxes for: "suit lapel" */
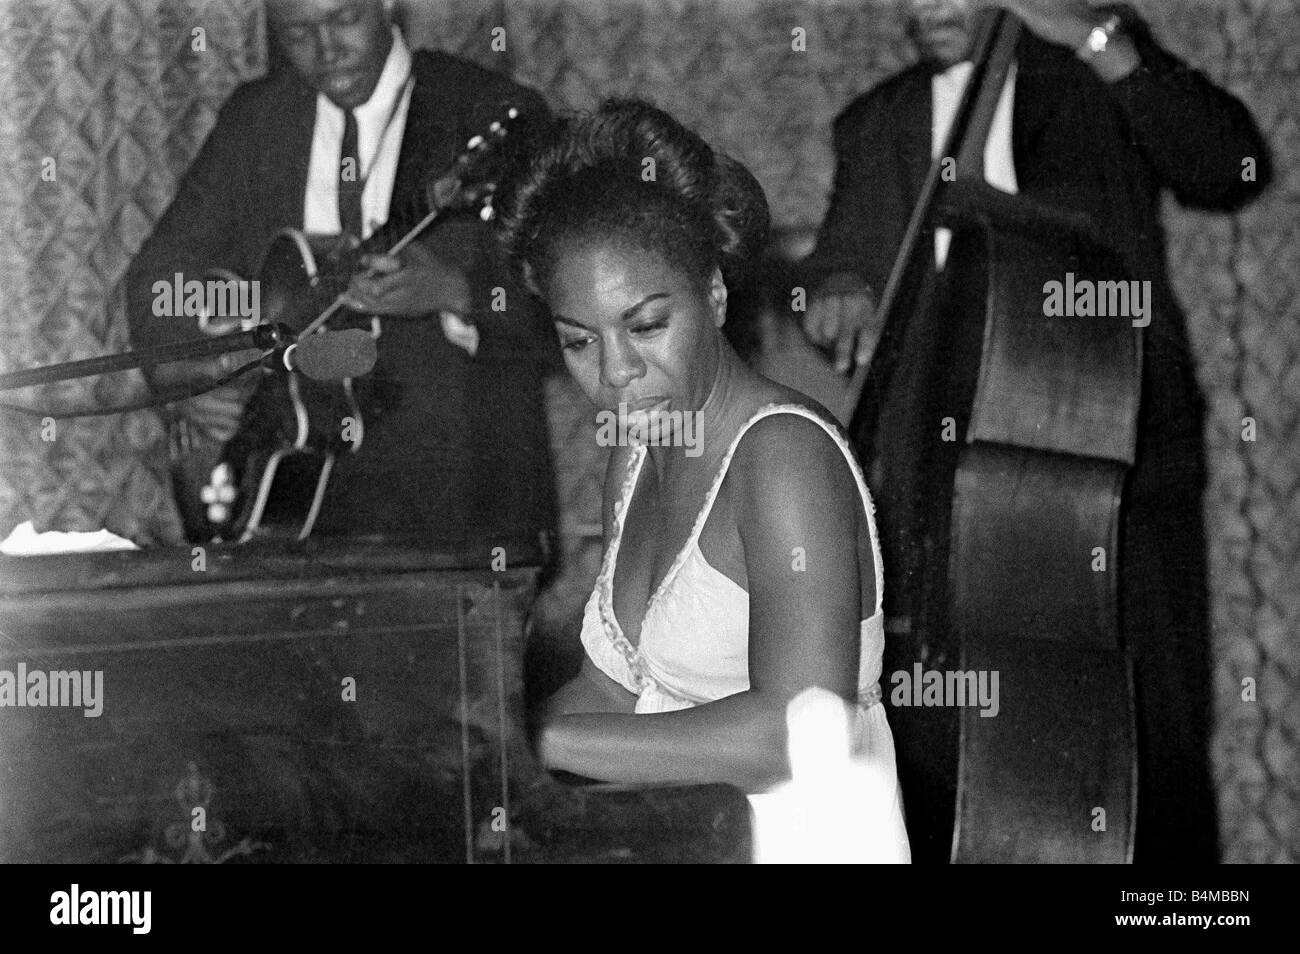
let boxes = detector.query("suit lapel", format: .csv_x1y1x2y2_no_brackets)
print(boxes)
898,66,933,208
260,71,317,236
898,45,1062,198
392,53,458,218
1010,34,1070,176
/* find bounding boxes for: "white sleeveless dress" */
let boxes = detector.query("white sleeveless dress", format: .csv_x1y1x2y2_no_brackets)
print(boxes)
578,403,911,862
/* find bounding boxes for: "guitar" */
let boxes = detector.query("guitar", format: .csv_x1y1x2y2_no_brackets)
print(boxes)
191,107,530,542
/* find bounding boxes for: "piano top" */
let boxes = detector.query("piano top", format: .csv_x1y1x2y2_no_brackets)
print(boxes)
0,532,549,596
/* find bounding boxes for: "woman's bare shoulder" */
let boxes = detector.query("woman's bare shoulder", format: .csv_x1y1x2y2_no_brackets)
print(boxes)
747,376,838,420
727,400,857,524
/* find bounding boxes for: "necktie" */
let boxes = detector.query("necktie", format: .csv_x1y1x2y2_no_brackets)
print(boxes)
338,110,364,239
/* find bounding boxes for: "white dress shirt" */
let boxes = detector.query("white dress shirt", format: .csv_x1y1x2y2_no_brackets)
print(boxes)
931,59,1019,268
304,26,414,240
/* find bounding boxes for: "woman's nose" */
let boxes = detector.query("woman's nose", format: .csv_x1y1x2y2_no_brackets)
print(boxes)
600,337,646,390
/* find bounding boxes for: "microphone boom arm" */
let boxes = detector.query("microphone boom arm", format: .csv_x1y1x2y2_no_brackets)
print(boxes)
0,323,291,392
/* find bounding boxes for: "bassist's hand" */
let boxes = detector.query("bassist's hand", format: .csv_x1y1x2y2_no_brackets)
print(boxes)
975,0,1097,48
342,242,473,318
802,272,880,374
976,1,1140,78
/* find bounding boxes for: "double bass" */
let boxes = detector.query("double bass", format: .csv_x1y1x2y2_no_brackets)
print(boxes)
845,10,1139,862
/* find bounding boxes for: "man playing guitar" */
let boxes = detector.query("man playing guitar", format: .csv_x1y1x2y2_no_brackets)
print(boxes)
126,0,559,551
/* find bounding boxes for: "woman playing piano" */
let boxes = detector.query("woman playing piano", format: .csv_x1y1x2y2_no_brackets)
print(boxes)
495,100,909,861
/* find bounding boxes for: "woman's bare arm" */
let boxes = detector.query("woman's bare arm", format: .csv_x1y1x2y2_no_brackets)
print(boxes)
544,658,638,718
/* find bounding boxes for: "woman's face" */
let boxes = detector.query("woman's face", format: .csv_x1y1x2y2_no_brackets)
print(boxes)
543,242,726,425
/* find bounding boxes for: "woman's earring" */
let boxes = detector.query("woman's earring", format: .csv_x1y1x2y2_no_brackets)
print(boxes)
711,268,728,327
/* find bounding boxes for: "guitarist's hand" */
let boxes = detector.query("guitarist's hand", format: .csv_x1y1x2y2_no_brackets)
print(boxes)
342,242,473,319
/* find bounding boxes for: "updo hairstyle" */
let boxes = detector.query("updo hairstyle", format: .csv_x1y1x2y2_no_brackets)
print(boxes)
494,98,770,298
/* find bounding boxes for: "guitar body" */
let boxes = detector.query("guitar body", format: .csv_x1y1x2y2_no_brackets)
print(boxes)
205,230,373,542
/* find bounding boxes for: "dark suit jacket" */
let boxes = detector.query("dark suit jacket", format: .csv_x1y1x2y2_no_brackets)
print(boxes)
806,8,1271,471
126,51,559,551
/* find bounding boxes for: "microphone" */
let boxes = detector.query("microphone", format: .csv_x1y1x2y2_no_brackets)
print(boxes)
289,329,378,381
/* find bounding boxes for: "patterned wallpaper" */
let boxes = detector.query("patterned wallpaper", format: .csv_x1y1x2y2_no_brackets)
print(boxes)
0,0,1294,862
0,0,266,543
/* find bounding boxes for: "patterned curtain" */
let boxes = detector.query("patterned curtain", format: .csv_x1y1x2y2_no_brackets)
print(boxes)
0,0,265,544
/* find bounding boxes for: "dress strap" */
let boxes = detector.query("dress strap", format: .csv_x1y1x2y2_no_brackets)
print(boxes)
602,444,650,584
675,403,885,616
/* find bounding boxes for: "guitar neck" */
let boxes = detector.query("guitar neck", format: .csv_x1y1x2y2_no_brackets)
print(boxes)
303,184,441,309
303,108,520,334
359,186,435,257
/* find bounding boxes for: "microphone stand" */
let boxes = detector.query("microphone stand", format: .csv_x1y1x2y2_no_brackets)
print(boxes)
0,324,292,392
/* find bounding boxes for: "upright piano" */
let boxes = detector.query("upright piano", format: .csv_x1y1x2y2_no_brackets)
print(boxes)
0,537,751,863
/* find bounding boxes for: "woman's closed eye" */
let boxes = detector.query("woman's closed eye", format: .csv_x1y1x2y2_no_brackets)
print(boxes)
630,316,670,336
558,317,669,352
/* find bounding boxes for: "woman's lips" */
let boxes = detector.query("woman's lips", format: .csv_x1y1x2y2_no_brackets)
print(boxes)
619,398,671,434
620,396,670,413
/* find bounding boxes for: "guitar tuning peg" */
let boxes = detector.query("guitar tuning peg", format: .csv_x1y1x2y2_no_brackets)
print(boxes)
489,122,502,133
507,107,519,119
467,135,484,150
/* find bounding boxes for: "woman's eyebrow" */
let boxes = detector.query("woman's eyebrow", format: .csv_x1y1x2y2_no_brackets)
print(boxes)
552,293,671,331
621,293,670,320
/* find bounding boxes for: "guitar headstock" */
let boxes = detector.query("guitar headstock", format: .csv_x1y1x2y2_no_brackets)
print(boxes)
427,106,526,222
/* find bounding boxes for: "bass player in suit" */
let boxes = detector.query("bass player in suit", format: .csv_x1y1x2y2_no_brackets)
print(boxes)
801,0,1271,862
126,0,559,555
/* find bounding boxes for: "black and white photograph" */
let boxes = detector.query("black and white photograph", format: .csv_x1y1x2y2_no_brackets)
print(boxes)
0,0,1293,902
